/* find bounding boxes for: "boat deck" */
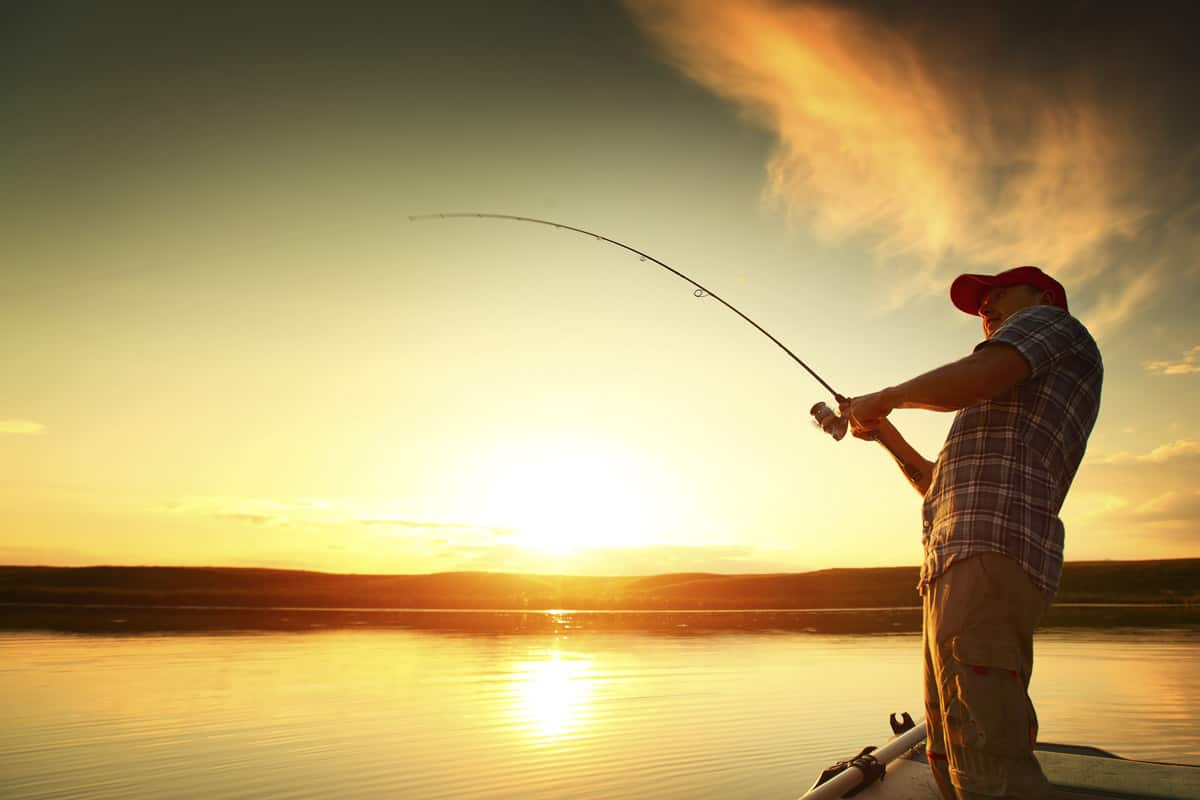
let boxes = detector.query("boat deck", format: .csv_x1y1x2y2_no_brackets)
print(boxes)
844,745,1200,800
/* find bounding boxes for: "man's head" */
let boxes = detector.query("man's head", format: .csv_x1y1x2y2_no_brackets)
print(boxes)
950,266,1067,338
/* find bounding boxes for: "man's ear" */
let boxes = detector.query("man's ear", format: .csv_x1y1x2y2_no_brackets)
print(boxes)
1038,290,1054,306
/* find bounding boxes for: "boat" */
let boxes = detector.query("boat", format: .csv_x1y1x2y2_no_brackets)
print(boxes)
799,714,1200,799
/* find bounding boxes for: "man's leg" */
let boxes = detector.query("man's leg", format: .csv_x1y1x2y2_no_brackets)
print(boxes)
924,591,957,800
927,553,1051,799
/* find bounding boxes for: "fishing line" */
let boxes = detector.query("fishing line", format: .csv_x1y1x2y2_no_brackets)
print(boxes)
410,211,924,483
412,211,926,482
408,212,847,404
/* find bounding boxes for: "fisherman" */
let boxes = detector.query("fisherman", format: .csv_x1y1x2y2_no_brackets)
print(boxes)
843,266,1102,800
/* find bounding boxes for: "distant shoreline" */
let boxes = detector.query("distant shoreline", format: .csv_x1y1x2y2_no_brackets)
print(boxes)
1,559,1197,610
1,560,1197,634
5,601,1195,612
3,601,1198,636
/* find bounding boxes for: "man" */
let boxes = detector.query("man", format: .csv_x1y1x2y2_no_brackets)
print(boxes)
844,265,1102,799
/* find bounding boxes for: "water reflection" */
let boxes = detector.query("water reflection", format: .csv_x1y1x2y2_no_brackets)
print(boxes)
0,629,1196,800
509,650,595,741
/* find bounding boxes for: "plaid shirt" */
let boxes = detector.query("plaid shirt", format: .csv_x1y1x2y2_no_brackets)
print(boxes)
919,305,1103,602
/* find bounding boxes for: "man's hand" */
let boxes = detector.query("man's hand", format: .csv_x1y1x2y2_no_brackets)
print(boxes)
838,390,933,495
842,389,897,437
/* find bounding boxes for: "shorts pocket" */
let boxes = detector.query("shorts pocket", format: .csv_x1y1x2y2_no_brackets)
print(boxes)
943,635,1030,760
951,636,1021,674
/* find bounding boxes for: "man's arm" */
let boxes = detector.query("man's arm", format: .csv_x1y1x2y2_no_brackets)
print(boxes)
850,343,1030,423
843,343,1030,495
856,418,935,496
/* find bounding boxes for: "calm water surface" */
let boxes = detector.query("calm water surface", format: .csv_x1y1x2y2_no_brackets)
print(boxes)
2,625,1198,799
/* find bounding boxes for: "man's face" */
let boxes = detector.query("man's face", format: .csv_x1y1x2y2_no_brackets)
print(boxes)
978,284,1048,338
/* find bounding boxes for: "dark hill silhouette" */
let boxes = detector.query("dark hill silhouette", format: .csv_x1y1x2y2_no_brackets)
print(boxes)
1,559,1196,610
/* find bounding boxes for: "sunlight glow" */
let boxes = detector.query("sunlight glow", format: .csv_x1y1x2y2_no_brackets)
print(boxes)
474,436,668,554
510,651,596,741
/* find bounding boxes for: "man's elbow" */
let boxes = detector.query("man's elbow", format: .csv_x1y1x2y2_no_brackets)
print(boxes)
974,345,1031,401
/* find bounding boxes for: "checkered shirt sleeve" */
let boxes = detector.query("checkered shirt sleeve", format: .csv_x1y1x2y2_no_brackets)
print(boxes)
919,305,1103,602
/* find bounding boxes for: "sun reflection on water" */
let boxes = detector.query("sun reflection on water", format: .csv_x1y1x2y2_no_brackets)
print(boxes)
510,650,596,742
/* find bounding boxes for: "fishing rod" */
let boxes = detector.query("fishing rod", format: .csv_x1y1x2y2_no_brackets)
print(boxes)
410,212,843,401
409,212,922,481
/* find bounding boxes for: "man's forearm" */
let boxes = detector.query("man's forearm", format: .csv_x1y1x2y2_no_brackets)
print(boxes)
884,346,1029,413
870,419,934,496
844,343,1025,494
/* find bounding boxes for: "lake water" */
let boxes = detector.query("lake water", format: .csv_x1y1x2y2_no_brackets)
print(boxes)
2,623,1198,799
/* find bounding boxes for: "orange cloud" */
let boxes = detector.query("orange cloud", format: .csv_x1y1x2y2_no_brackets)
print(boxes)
627,0,1150,304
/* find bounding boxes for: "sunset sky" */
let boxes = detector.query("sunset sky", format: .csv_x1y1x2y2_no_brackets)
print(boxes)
4,2,1198,575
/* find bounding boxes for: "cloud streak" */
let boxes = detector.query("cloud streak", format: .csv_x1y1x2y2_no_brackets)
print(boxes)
164,496,336,527
1126,490,1200,526
0,419,45,435
1094,439,1200,466
1147,345,1200,376
445,542,793,575
360,518,514,535
626,1,1183,316
162,498,515,542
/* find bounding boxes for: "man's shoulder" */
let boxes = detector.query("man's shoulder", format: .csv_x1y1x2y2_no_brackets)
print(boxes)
994,305,1100,357
1006,304,1071,331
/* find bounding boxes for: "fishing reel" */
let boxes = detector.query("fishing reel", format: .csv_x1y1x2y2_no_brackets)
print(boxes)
810,401,850,441
810,401,880,443
812,399,923,484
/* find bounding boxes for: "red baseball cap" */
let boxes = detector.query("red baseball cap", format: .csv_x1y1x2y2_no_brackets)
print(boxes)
950,265,1068,315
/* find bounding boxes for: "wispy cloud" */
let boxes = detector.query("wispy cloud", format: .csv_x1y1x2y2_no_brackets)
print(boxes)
161,498,516,542
0,419,45,435
215,511,285,526
626,1,1179,317
1146,345,1200,376
1094,439,1200,466
1080,265,1162,342
1070,487,1200,543
1071,437,1200,550
1126,490,1200,526
163,496,336,527
360,518,514,536
447,542,793,575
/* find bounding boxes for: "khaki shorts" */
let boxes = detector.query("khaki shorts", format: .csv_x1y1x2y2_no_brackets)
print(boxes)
923,552,1052,799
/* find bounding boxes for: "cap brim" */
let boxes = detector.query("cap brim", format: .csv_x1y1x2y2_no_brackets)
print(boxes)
950,273,996,315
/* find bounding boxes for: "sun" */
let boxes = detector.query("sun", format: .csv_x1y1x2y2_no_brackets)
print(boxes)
474,435,667,554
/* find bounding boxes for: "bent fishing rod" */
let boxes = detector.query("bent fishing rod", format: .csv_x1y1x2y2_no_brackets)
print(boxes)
409,212,922,482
